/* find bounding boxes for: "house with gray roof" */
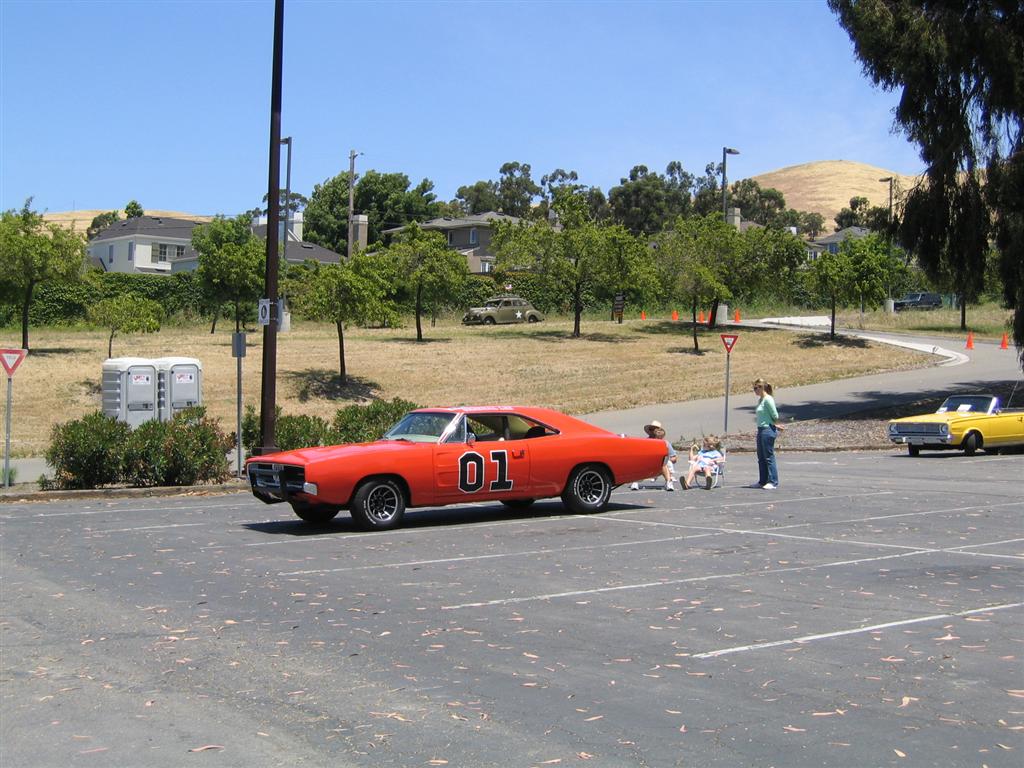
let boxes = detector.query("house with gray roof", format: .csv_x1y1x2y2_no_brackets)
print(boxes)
383,211,522,274
87,212,342,274
813,226,870,255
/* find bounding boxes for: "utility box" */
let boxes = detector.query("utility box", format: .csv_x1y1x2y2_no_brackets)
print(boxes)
155,357,203,421
102,358,158,428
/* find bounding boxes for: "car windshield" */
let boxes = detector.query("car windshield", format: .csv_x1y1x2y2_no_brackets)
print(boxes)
382,411,458,443
936,396,995,413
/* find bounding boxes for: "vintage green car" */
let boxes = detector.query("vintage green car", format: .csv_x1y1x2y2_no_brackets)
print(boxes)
463,296,544,325
887,394,1024,456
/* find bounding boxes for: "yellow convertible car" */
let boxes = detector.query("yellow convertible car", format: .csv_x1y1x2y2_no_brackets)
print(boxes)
888,394,1024,456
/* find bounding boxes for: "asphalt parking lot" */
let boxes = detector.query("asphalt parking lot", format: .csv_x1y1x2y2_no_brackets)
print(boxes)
2,449,1022,768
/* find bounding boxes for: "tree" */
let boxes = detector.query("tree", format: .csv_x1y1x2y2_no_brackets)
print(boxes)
300,254,397,381
87,211,119,240
728,179,786,227
124,200,144,219
800,211,826,239
740,226,808,306
455,180,501,214
834,196,870,230
497,161,541,218
830,0,1023,355
304,169,441,254
607,162,693,236
261,190,308,215
654,216,736,350
387,224,468,341
88,295,163,357
842,233,893,324
807,249,853,340
193,216,263,333
0,200,85,350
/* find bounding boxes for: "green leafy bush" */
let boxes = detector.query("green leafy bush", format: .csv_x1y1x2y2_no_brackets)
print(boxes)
275,414,333,452
157,407,232,486
45,412,130,489
122,419,171,487
332,398,419,444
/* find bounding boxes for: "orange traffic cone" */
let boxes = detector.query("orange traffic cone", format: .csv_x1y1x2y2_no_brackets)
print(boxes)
640,310,646,321
671,309,678,321
965,332,974,350
1000,332,1009,349
734,308,740,323
698,310,704,323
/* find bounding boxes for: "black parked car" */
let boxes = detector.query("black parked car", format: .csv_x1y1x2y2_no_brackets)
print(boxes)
894,292,943,311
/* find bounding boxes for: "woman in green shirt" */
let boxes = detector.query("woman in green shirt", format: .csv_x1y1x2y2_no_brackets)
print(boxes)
753,378,785,489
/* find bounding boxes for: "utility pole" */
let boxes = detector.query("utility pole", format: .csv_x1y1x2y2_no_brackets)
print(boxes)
258,0,284,455
722,146,740,221
347,149,359,259
281,136,292,263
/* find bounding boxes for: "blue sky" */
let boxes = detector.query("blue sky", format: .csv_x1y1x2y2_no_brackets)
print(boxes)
1,0,923,217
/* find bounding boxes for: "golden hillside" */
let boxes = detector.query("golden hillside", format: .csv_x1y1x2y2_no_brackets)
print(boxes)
42,209,215,233
750,160,921,231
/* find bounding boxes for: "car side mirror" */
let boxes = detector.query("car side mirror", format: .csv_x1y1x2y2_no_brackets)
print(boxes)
467,433,476,445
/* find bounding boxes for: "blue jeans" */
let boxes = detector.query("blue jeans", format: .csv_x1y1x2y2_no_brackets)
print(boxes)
756,425,778,486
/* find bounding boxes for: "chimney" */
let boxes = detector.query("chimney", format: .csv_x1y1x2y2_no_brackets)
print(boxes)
727,207,742,230
352,214,368,253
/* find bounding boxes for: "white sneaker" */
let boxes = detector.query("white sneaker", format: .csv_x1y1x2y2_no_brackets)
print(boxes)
629,482,639,490
665,483,675,491
762,483,776,490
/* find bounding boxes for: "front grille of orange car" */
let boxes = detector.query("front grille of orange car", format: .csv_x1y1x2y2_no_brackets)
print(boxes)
891,423,944,437
248,462,305,498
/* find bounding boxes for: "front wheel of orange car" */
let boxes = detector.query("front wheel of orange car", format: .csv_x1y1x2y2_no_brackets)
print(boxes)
562,464,612,514
351,478,406,530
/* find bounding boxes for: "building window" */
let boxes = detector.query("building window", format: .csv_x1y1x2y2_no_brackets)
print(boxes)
175,245,185,260
108,245,114,264
128,242,134,261
447,230,454,246
155,243,168,262
469,227,478,245
481,260,493,273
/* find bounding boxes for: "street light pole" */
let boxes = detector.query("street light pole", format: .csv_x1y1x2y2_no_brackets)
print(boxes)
347,149,360,260
722,147,740,221
878,176,894,224
281,136,292,264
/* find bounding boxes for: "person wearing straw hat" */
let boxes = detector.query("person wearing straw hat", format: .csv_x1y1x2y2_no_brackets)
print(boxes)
630,420,677,491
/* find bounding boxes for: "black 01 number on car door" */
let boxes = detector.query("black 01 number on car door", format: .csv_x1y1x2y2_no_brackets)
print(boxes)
433,444,531,501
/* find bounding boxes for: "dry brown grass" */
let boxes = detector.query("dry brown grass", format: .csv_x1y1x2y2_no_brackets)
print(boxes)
0,318,932,456
751,160,920,228
42,209,215,234
834,303,1014,339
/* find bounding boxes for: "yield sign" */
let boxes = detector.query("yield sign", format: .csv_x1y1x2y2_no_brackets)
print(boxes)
0,349,27,377
720,334,739,354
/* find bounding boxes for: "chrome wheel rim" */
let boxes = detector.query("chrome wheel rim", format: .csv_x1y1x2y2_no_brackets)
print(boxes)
366,485,400,523
575,469,607,505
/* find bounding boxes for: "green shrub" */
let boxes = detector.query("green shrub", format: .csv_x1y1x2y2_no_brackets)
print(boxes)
332,398,419,444
275,414,333,451
46,412,130,489
122,419,173,487
155,407,232,486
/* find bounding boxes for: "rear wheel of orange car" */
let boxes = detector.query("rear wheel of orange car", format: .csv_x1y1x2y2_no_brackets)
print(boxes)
292,503,340,524
351,478,406,530
562,464,612,514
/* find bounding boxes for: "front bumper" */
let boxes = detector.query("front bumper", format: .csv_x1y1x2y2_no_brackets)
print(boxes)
462,314,485,324
247,462,311,504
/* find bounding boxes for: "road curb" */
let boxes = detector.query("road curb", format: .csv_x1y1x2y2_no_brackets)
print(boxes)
0,480,248,504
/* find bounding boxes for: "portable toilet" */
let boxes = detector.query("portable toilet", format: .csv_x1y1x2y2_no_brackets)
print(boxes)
101,358,159,428
155,357,202,421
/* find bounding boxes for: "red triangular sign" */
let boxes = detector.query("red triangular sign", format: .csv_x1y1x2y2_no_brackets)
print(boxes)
0,349,27,377
720,334,739,353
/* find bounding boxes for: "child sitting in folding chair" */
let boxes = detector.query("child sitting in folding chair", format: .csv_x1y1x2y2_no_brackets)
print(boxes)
683,435,725,490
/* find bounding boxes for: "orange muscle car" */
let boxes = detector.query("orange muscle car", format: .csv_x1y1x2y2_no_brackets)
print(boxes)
246,406,668,530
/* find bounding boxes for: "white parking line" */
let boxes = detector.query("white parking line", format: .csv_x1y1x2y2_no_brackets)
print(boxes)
0,499,255,520
276,532,724,576
441,536,1022,610
442,549,926,609
84,522,209,534
691,601,1024,659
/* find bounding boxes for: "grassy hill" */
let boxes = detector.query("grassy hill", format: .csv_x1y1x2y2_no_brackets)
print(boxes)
750,160,920,232
42,209,215,233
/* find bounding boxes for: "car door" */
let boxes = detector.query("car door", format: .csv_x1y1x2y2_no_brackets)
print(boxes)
433,415,531,503
496,299,516,323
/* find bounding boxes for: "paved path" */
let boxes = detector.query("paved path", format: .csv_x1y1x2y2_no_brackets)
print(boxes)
584,319,1021,437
